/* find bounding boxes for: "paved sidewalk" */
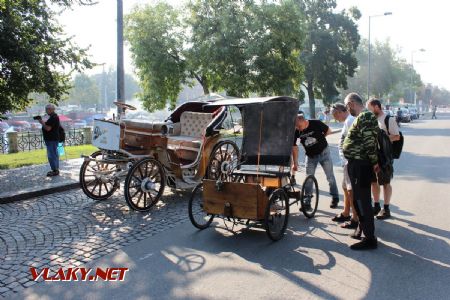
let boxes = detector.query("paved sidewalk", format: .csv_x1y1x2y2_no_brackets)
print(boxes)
0,158,83,203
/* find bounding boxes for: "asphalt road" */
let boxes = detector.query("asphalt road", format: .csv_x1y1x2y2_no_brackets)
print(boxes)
16,114,450,300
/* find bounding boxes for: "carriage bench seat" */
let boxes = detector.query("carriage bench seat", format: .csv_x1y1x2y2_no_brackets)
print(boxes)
167,112,213,152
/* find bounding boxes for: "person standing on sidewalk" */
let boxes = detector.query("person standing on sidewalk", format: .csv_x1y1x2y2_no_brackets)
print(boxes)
331,103,358,229
432,105,437,119
343,93,380,250
292,112,340,208
367,99,400,219
38,104,60,176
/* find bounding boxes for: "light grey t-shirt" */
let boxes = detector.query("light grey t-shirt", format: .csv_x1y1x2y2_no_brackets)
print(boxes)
377,113,400,136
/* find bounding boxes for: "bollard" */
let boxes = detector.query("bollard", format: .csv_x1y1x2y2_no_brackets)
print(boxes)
82,127,92,144
7,131,18,153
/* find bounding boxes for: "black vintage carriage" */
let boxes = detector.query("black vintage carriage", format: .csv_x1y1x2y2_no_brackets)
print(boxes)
188,96,319,241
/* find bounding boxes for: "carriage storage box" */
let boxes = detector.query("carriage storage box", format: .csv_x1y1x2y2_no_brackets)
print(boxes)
92,119,121,151
203,179,269,220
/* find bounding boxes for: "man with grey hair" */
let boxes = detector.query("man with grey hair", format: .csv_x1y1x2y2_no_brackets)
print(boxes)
331,103,358,229
343,92,380,250
38,104,61,176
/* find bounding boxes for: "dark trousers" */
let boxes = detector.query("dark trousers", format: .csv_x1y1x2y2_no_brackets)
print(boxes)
347,159,375,239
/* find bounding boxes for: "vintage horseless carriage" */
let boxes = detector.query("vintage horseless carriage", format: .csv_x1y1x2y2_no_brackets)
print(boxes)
79,101,240,211
188,97,319,241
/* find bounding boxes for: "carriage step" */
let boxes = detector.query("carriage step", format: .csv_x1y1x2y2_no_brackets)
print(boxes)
287,190,301,199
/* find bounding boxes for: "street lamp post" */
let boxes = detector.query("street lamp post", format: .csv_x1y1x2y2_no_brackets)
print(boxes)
410,48,426,106
367,12,392,100
117,0,125,116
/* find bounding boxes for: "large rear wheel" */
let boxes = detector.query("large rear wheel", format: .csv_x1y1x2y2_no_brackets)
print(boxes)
80,151,118,200
206,140,240,182
124,158,166,212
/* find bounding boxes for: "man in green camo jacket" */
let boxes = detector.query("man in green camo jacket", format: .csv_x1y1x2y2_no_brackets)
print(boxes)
343,93,380,250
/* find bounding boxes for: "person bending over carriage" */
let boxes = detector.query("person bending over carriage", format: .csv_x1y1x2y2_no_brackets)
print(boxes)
291,111,340,208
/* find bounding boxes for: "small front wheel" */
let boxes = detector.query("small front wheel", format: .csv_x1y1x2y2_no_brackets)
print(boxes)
124,158,166,212
264,189,289,241
300,175,319,218
189,183,214,229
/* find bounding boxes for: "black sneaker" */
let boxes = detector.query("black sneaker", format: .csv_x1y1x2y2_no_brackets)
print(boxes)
373,204,381,215
47,170,60,177
376,209,391,220
350,237,378,250
350,227,362,240
301,196,312,212
330,198,339,209
341,219,358,229
332,213,351,223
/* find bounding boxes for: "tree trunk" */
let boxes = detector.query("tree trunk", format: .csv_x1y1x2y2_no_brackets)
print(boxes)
307,81,316,119
201,76,209,95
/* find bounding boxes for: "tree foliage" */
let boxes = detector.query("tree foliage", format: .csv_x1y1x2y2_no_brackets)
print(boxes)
0,0,94,114
343,39,423,102
297,0,361,117
68,74,99,108
125,0,305,111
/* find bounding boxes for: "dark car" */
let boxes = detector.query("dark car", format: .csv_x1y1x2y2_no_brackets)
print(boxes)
408,107,419,120
397,108,411,123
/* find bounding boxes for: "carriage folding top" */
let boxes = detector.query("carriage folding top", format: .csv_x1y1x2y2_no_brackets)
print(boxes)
206,96,299,174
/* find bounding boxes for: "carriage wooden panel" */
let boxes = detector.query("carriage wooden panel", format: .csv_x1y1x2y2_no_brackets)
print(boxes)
203,180,268,220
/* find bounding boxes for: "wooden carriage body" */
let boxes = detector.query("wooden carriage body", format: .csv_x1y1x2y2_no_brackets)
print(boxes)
201,97,298,220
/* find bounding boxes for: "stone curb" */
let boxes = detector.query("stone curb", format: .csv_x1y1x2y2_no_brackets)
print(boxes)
0,182,80,204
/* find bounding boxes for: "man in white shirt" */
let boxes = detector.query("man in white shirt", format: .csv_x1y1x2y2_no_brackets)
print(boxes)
367,99,401,219
331,103,358,228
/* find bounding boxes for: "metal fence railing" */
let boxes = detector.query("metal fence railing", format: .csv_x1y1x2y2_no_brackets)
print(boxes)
1,128,88,153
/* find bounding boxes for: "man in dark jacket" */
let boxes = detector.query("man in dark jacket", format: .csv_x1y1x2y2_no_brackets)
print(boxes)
38,104,60,176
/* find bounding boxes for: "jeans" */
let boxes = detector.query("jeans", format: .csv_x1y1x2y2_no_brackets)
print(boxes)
45,140,59,171
347,159,375,239
305,146,339,199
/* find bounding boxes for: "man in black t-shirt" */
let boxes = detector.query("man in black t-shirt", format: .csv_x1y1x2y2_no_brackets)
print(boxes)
292,113,339,208
38,104,60,176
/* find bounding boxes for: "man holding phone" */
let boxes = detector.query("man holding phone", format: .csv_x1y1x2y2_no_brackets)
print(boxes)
37,104,60,176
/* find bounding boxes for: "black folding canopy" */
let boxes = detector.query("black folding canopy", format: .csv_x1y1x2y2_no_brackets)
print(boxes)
207,96,299,167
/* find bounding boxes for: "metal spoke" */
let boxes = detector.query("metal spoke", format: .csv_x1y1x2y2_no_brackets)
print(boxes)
91,181,99,194
143,193,147,208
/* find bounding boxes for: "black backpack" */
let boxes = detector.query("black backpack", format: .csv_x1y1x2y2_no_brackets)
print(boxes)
58,126,66,143
377,127,393,168
384,116,403,159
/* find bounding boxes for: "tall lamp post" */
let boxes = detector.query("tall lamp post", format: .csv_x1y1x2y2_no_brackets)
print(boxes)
367,12,392,100
117,0,125,116
411,48,426,106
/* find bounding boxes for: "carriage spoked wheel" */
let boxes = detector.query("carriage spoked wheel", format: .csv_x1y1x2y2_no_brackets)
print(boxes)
300,175,319,218
189,183,214,229
206,140,240,182
124,158,166,212
264,188,290,241
80,151,119,201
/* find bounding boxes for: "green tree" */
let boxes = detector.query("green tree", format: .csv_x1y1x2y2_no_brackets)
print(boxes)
0,0,94,115
68,74,99,108
297,0,360,117
125,0,306,111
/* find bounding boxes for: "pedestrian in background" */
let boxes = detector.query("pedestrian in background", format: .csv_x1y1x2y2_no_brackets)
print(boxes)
331,103,358,229
38,104,61,176
432,105,437,119
367,99,401,219
343,93,380,250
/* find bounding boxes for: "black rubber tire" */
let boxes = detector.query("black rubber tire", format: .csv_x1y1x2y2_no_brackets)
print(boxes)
124,158,166,212
264,188,289,241
300,175,319,218
80,151,118,201
189,183,214,229
206,140,240,182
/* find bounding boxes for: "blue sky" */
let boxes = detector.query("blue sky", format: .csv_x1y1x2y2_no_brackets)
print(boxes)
59,0,450,89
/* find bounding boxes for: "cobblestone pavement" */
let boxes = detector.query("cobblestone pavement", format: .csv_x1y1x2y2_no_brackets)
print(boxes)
0,158,83,199
0,187,194,298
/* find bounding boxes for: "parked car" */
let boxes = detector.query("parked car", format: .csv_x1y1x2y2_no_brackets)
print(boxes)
383,110,394,117
73,119,87,129
6,120,31,132
30,121,42,131
397,108,411,123
408,107,419,119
